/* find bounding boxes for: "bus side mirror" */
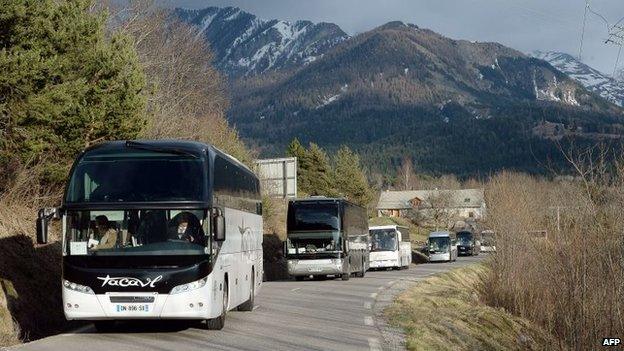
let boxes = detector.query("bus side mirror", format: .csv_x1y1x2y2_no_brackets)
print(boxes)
213,208,226,242
36,208,59,245
283,241,288,256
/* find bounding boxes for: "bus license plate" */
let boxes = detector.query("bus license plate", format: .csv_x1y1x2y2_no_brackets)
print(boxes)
115,304,150,313
308,268,323,272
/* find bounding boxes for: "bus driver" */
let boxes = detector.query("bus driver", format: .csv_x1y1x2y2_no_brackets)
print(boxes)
90,215,118,250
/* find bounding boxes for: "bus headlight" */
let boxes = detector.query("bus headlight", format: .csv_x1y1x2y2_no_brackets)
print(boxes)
170,277,208,295
63,279,94,295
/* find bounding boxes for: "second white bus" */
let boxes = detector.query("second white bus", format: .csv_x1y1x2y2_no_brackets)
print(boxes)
368,225,412,270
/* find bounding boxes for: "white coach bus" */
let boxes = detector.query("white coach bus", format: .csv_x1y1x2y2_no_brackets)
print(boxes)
368,225,412,270
36,140,263,331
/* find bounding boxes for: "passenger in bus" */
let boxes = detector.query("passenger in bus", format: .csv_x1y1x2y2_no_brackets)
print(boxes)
168,212,201,244
325,239,336,251
90,215,118,250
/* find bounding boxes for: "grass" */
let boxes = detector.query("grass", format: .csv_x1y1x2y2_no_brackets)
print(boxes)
0,279,20,346
385,264,559,351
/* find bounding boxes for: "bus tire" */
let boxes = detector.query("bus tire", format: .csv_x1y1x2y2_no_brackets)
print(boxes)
295,276,304,281
342,262,350,280
206,279,228,330
94,321,116,332
238,270,255,312
356,259,366,277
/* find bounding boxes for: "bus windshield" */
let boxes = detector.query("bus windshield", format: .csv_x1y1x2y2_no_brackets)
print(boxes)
457,232,473,246
429,237,450,253
287,231,342,254
65,151,205,203
64,209,208,256
370,229,398,251
288,203,340,231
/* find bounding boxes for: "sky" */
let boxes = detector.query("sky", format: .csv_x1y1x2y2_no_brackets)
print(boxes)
169,0,624,75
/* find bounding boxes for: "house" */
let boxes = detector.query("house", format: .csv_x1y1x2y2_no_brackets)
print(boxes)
377,189,486,220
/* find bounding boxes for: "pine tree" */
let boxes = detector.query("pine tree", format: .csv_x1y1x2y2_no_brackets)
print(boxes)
333,146,373,207
286,138,312,196
306,143,336,197
286,138,308,162
286,139,337,197
0,0,146,185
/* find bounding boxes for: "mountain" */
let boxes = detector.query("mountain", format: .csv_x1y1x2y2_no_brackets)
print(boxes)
174,7,349,77
227,22,624,176
532,51,624,107
175,8,624,177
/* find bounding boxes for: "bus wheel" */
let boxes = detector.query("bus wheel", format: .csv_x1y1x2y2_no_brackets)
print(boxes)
356,259,366,278
206,280,228,330
238,270,255,312
341,263,350,281
94,321,116,332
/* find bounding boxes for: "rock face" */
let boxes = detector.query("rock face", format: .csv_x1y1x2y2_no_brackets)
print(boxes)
533,51,624,107
174,7,349,77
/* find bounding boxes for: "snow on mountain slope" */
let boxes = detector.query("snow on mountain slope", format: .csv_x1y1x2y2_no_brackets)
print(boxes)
175,7,349,77
533,51,624,106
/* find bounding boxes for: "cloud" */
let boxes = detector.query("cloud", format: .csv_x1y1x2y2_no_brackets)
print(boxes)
169,0,624,74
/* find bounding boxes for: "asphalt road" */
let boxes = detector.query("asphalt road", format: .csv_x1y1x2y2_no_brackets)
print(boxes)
10,255,485,351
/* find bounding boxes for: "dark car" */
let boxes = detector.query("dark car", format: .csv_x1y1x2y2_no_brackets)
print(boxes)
456,231,480,256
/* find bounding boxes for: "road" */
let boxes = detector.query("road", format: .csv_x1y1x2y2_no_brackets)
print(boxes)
11,256,485,351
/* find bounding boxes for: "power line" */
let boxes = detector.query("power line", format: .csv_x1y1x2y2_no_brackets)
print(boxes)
577,0,624,77
613,44,622,78
587,5,610,31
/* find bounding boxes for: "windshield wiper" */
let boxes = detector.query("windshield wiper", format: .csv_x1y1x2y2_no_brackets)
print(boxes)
125,140,199,158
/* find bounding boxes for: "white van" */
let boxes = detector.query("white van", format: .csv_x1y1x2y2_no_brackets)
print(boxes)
369,225,412,270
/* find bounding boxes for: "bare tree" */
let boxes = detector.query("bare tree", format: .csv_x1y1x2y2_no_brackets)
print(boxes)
105,1,253,164
396,157,416,190
407,190,455,229
425,191,455,229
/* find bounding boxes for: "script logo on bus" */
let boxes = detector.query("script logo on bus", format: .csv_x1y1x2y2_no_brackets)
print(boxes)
97,275,163,288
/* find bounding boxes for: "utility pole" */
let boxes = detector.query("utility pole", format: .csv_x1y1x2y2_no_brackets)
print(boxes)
578,0,591,60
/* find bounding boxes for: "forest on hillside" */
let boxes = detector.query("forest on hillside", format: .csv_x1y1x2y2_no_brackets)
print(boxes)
226,22,624,179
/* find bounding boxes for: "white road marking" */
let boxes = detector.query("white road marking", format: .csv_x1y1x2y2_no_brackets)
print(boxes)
377,286,384,290
364,316,374,326
368,337,382,351
364,301,372,309
253,305,260,311
290,288,301,292
369,292,377,298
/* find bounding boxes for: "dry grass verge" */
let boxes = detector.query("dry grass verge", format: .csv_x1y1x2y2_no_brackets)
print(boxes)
385,265,559,351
